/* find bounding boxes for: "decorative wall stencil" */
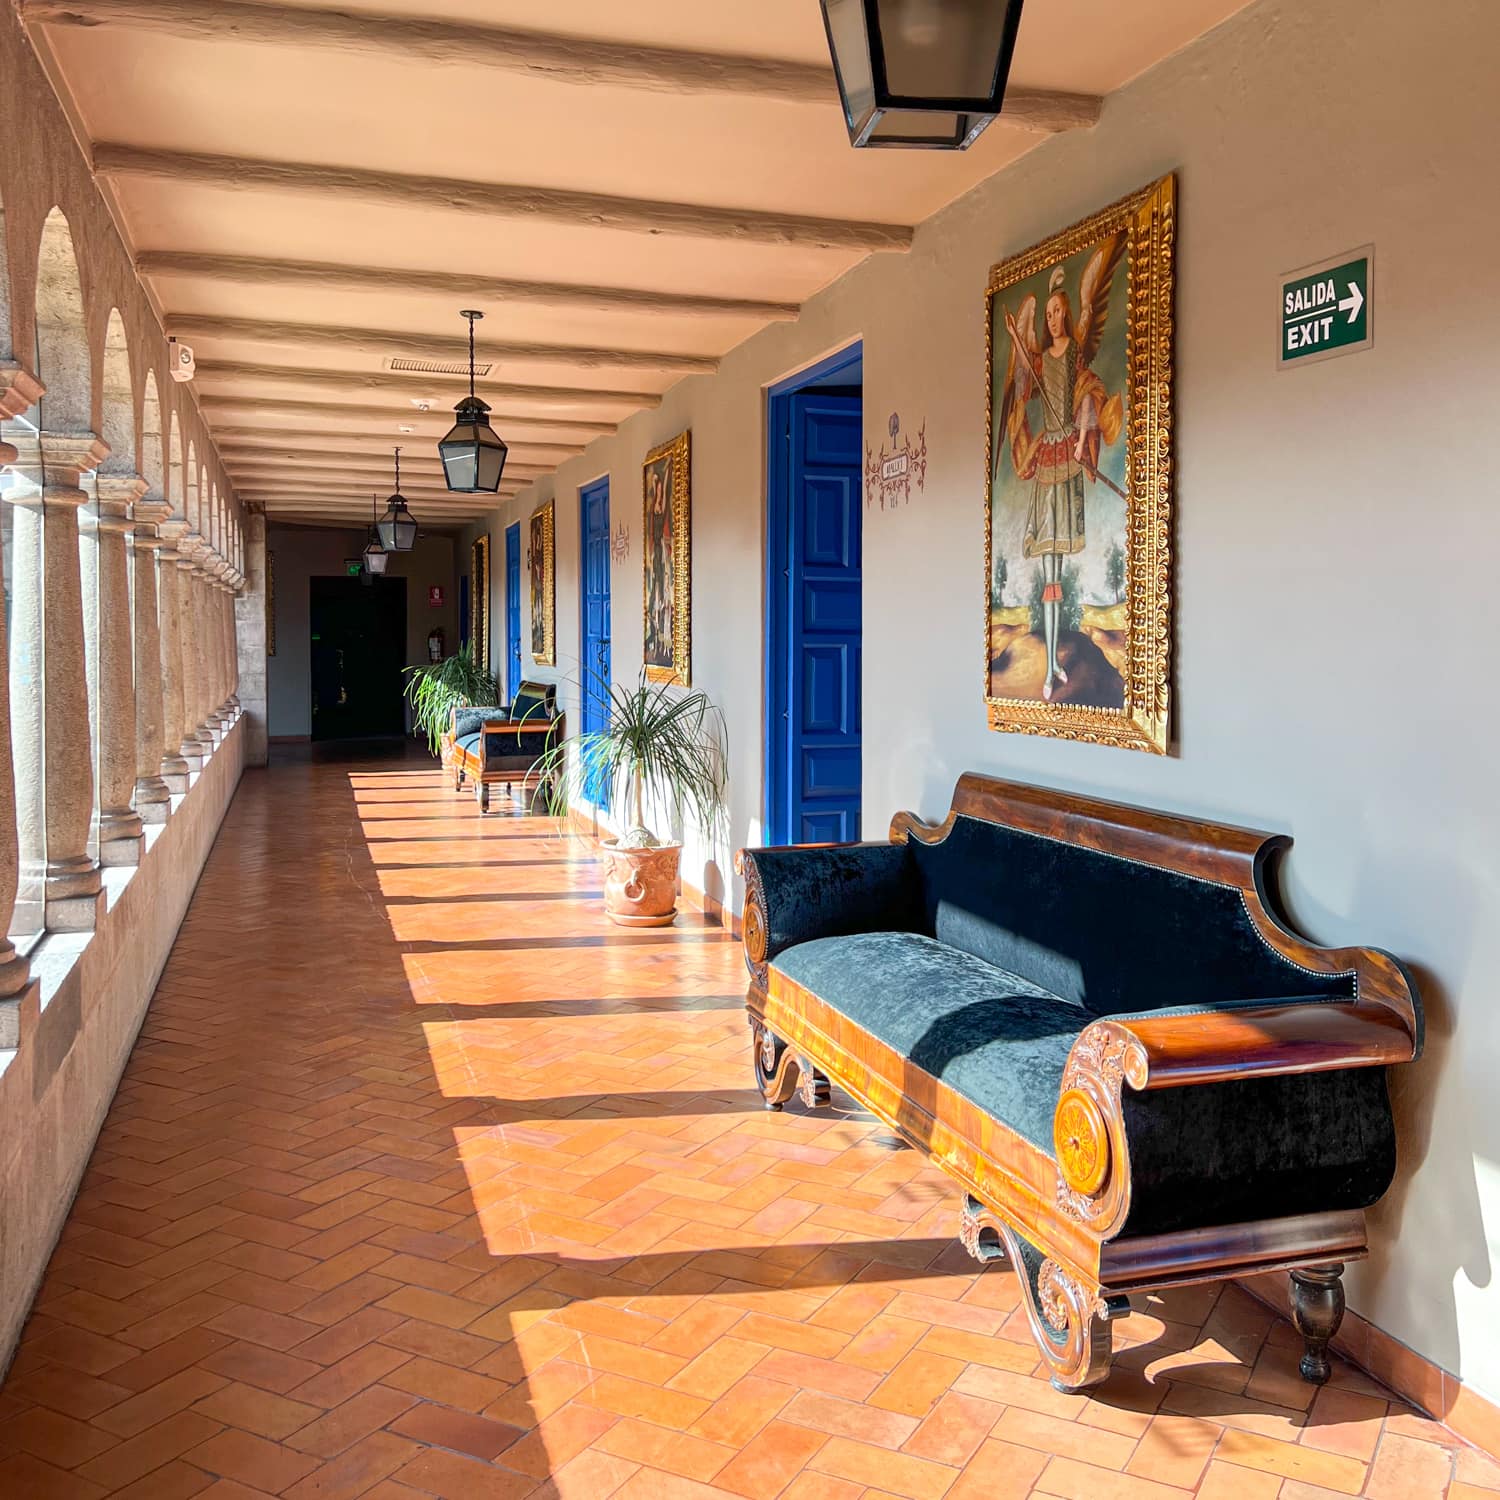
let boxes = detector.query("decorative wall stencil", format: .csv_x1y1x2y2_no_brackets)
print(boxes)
864,410,928,508
528,500,555,665
612,521,630,562
642,430,691,686
470,532,490,670
985,173,1175,755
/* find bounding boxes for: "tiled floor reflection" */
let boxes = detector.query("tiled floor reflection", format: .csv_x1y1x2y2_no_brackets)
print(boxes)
0,747,1485,1498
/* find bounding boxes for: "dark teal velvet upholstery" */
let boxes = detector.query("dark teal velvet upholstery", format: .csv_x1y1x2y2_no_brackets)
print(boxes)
451,707,498,739
908,815,1353,1015
510,690,548,724
748,843,921,969
455,731,481,755
773,932,1084,1150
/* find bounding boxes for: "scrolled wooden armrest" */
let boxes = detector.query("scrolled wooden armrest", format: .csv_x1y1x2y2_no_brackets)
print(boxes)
1092,999,1417,1092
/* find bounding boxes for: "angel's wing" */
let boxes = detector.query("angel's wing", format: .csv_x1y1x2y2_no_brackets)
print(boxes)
1075,233,1127,369
995,292,1038,476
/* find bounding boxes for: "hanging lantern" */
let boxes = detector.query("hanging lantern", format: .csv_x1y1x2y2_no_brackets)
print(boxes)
363,493,389,576
377,447,418,552
438,309,508,493
820,0,1025,149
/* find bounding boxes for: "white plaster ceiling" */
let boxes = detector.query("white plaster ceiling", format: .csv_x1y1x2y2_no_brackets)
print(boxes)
26,0,1250,527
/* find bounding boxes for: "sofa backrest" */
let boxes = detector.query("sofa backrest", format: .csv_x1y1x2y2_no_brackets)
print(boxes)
907,814,1352,1016
451,682,556,740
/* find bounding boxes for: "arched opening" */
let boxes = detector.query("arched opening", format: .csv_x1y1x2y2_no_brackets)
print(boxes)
140,370,163,501
167,410,184,519
99,309,134,477
186,441,198,537
33,208,90,431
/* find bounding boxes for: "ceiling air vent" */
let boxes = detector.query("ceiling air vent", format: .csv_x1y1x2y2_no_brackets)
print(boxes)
386,355,493,377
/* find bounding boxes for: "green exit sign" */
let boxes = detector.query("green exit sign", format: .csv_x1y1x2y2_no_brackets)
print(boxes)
345,559,363,576
1280,248,1372,366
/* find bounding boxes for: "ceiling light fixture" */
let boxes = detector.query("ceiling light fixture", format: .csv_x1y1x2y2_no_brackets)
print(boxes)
820,0,1025,149
437,309,508,493
376,447,418,552
363,492,390,576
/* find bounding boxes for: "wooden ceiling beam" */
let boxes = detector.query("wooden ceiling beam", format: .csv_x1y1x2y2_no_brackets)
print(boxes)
27,0,1099,130
192,359,662,410
164,313,718,375
91,145,914,253
225,458,551,481
209,425,586,458
136,251,801,322
198,395,616,438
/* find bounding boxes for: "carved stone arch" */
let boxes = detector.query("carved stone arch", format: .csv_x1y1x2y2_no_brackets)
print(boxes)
167,407,185,518
140,369,164,501
34,208,91,431
99,309,134,476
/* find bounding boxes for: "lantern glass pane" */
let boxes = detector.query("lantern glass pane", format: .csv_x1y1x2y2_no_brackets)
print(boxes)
393,514,418,551
822,0,875,134
875,0,1012,101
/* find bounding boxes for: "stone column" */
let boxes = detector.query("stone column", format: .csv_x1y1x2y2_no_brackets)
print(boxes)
156,518,192,791
34,432,108,931
0,365,45,1022
130,499,172,823
88,475,146,865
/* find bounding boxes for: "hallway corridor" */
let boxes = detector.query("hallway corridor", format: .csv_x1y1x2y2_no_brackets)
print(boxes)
0,754,1481,1498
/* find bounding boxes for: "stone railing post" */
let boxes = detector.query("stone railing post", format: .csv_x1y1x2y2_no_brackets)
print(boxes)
89,474,146,865
155,517,193,791
36,431,109,931
0,364,45,1021
130,498,172,823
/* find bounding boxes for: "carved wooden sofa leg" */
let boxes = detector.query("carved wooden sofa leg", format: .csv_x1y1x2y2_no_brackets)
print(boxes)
1290,1264,1345,1384
960,1195,1127,1392
749,1019,831,1112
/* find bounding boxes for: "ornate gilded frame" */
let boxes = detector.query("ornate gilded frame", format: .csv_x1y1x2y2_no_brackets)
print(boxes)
984,173,1175,754
642,429,691,686
528,501,555,666
470,532,490,672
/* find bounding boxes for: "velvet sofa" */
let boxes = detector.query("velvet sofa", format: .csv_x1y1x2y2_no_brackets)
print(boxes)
736,773,1422,1391
441,682,563,812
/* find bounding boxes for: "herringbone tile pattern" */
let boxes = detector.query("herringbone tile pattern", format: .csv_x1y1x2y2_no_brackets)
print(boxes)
0,748,1483,1497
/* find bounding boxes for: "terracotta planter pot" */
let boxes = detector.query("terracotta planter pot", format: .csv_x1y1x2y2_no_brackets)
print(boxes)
600,839,682,927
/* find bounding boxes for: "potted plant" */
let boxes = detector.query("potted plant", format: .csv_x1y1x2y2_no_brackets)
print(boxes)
533,673,727,927
403,642,498,754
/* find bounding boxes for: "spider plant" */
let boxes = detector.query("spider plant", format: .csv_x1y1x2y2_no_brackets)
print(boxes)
403,643,498,754
533,671,727,848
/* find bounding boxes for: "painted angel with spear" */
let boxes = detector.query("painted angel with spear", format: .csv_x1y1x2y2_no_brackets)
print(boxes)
996,232,1127,701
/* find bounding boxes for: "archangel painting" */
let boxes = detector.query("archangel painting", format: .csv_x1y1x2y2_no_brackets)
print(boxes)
642,430,691,686
528,500,554,666
985,175,1176,754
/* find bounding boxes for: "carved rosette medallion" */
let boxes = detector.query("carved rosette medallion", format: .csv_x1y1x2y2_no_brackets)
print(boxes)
738,854,769,985
1054,1022,1139,1233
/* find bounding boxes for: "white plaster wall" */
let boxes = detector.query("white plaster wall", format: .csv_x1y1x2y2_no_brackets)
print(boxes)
0,722,246,1373
459,0,1500,1403
266,525,458,739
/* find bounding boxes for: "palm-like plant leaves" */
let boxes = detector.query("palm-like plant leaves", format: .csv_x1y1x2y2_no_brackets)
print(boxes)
403,643,499,754
532,671,726,846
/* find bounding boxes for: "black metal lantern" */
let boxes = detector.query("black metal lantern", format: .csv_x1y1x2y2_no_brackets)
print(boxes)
377,448,418,552
438,309,508,493
820,0,1025,149
362,494,389,577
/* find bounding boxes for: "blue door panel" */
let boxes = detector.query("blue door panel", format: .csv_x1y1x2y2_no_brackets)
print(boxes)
504,523,522,700
771,388,862,847
580,479,612,807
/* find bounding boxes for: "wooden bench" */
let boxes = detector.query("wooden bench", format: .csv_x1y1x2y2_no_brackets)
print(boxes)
736,774,1422,1391
441,682,564,813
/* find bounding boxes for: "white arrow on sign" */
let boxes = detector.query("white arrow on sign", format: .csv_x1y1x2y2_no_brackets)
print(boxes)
1338,281,1364,323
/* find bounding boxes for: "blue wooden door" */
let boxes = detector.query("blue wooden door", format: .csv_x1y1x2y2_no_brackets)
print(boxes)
770,392,862,844
580,479,612,805
504,522,522,700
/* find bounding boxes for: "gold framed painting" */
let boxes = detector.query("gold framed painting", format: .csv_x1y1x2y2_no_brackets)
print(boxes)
470,532,490,672
985,173,1175,754
528,500,555,666
642,429,691,686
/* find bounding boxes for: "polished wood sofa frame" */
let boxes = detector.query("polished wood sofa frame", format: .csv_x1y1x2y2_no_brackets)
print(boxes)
440,688,564,813
736,773,1421,1392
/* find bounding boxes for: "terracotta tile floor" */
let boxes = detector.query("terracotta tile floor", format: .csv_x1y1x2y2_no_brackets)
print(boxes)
0,748,1489,1498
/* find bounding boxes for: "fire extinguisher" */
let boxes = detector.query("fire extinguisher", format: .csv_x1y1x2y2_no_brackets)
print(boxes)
427,627,445,663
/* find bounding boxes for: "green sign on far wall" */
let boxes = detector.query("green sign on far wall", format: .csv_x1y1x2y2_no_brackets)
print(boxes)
1280,247,1372,366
